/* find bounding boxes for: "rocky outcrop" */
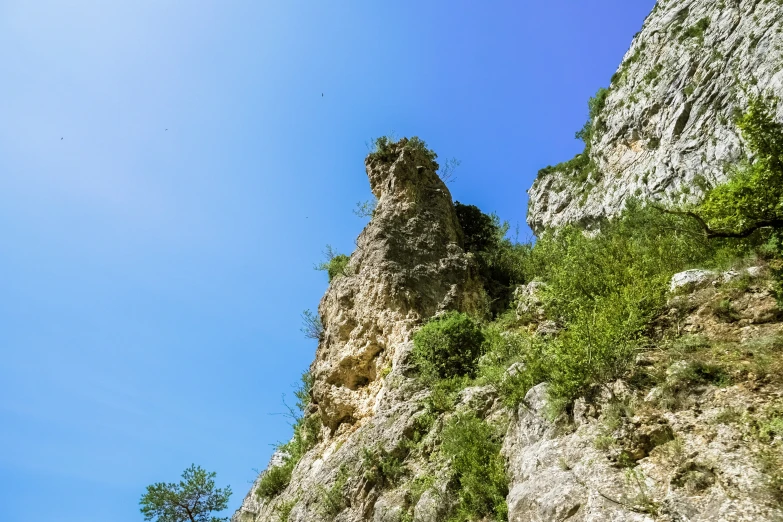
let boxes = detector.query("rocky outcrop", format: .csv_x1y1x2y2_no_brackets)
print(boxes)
232,139,487,522
233,3,783,519
528,0,783,233
312,138,486,432
234,136,783,521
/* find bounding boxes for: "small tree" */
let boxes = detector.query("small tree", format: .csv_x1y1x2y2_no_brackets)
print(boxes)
140,465,232,522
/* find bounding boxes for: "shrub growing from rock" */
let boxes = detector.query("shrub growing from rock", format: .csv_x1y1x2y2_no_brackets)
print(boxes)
412,311,485,380
441,413,508,521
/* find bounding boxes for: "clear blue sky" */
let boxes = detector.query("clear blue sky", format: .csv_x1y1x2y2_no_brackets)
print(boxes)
0,2,655,520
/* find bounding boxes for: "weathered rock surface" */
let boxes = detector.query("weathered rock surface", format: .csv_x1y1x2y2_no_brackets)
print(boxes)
313,139,486,431
528,0,783,233
234,3,783,520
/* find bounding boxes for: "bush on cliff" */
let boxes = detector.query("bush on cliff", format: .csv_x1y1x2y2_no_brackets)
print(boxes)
256,372,320,500
315,245,350,282
441,413,508,521
454,202,529,316
514,202,745,412
412,311,485,380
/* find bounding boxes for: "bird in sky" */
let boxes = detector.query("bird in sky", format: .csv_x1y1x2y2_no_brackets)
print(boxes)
60,137,63,140
165,128,168,131
321,93,323,97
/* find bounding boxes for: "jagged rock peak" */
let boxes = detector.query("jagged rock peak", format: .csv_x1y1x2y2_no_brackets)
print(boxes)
311,137,486,433
527,0,783,234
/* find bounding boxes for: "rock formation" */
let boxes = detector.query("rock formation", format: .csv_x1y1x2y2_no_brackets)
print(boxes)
312,138,486,432
528,0,783,233
234,2,783,520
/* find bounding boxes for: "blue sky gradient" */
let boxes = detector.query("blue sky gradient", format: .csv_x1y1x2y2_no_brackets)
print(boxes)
0,1,655,520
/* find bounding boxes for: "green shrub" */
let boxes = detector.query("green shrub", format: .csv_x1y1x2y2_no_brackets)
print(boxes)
362,446,406,488
317,465,349,519
274,499,297,522
256,372,321,500
536,87,608,185
575,87,610,145
412,312,485,380
369,135,437,165
509,202,746,412
679,17,710,42
256,462,295,500
300,310,323,340
454,202,530,315
316,245,350,282
441,413,508,521
697,95,783,238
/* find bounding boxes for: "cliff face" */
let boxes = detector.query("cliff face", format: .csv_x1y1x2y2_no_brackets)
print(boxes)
233,136,783,521
528,0,783,233
312,139,486,433
233,3,783,521
232,139,488,522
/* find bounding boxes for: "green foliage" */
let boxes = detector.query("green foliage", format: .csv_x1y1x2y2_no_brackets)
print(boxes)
514,202,739,411
300,309,323,340
454,202,530,314
440,414,508,521
256,373,321,500
256,462,295,500
575,87,610,145
362,445,406,488
353,198,377,219
274,499,297,522
317,465,349,519
140,465,232,522
679,17,710,42
698,95,783,236
475,326,547,407
412,311,486,380
316,245,350,282
537,87,608,185
369,135,437,165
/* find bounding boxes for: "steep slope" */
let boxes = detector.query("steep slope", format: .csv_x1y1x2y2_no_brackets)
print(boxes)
233,2,783,521
234,138,783,522
233,139,488,522
528,0,783,233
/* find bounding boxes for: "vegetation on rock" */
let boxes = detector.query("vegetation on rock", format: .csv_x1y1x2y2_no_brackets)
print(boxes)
256,372,320,500
315,245,350,282
412,311,485,380
441,413,508,522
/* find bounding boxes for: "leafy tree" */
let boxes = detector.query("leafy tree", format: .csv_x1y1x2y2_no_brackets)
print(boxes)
140,465,231,522
660,95,783,239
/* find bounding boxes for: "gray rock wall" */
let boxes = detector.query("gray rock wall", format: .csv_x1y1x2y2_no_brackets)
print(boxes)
528,0,783,233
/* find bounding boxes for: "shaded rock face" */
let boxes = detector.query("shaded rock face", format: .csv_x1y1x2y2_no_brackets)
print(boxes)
528,0,783,233
312,138,486,432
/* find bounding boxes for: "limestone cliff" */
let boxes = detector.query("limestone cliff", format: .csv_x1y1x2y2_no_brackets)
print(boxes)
232,3,783,520
312,139,486,433
233,135,783,521
528,0,783,233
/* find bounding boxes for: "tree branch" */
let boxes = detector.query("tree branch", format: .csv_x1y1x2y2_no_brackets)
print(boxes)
650,205,783,238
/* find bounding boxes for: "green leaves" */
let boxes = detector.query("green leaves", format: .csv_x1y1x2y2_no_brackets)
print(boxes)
523,202,728,411
412,311,485,380
441,414,508,521
140,465,231,522
698,95,783,236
